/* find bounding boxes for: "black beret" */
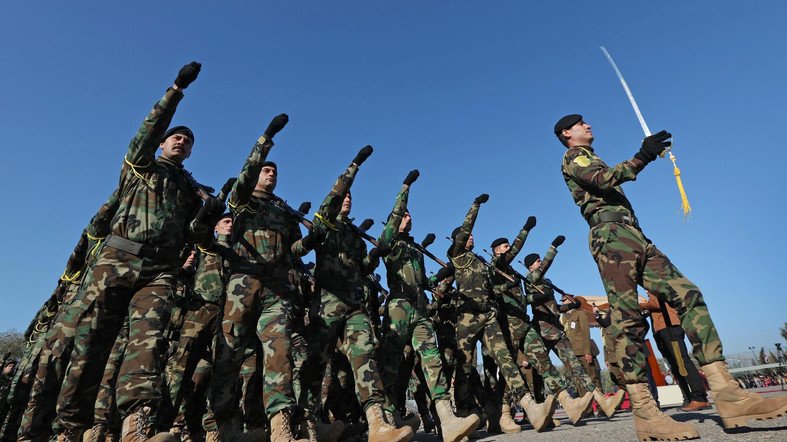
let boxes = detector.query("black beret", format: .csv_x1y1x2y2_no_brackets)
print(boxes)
261,161,277,169
524,253,540,269
219,212,232,220
553,114,583,136
162,125,195,144
451,227,462,239
490,237,509,249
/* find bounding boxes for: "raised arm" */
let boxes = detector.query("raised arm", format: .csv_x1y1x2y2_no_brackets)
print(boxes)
497,216,536,266
313,145,373,225
449,194,488,257
228,114,288,209
378,170,419,248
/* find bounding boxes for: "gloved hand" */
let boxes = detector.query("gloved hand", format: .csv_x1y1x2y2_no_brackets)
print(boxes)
217,177,237,202
474,194,489,205
434,263,455,281
301,229,327,250
358,218,374,232
369,243,391,259
551,235,566,248
421,233,436,248
634,130,672,164
195,197,226,225
403,169,420,186
264,113,289,139
352,145,374,166
297,202,312,214
524,216,537,231
174,62,202,89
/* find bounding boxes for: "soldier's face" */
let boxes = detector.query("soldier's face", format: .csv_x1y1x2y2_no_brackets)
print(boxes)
528,258,542,271
465,233,474,250
399,211,412,233
493,243,510,256
215,217,232,236
159,134,193,163
256,166,278,193
340,193,352,216
562,120,594,146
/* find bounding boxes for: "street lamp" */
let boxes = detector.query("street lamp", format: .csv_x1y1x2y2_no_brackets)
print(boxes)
748,346,758,365
776,343,784,391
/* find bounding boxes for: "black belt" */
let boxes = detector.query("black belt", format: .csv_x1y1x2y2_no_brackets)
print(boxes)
588,212,639,229
105,235,178,260
232,261,291,280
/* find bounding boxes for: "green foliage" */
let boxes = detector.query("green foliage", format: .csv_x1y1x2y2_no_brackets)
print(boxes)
0,330,26,362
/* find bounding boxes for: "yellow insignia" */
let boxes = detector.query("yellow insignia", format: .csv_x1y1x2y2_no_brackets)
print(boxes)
573,155,591,167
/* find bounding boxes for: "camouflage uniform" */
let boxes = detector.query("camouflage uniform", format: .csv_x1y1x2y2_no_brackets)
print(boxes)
18,191,119,440
300,161,390,416
55,87,212,434
91,318,130,437
210,135,308,422
526,247,597,395
561,145,723,383
448,201,531,412
376,185,449,412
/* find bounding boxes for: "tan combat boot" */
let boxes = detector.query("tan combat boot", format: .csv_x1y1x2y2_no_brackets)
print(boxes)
121,407,176,442
365,404,414,442
557,390,593,424
703,360,787,428
82,422,107,442
519,393,556,432
270,410,307,442
627,383,699,441
497,403,521,434
594,388,625,418
388,410,421,434
434,399,481,442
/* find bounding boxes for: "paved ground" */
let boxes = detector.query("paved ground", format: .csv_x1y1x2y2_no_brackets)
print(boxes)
412,388,787,441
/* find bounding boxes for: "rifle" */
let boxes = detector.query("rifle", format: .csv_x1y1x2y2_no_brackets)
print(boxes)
445,236,516,283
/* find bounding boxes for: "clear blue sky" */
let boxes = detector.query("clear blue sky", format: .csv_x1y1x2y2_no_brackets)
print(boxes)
1,2,785,360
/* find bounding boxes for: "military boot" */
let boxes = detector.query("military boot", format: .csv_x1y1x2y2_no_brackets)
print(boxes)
498,404,521,434
270,410,307,442
365,404,413,442
433,399,480,442
557,390,593,425
627,383,699,441
120,407,176,442
58,429,85,442
593,388,624,418
703,361,787,428
481,403,500,434
82,422,108,442
518,393,556,432
305,418,344,442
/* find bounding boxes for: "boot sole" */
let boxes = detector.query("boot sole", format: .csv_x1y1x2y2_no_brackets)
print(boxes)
720,403,787,428
533,397,558,433
636,430,700,441
443,416,482,442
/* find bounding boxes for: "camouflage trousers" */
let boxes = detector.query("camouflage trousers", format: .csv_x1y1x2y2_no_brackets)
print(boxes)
0,330,47,441
56,251,174,432
18,284,94,439
210,273,296,421
301,289,387,415
535,320,596,394
93,319,129,434
380,297,449,410
486,313,568,406
454,309,527,412
589,222,724,383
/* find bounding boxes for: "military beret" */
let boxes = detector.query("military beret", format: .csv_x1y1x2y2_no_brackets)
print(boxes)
524,253,540,268
553,114,583,136
261,161,277,169
451,227,462,239
490,237,509,249
219,212,232,220
162,125,195,144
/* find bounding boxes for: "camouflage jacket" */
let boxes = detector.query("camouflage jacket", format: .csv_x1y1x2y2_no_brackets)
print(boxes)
378,185,429,304
314,214,379,300
108,88,211,274
491,225,532,319
228,136,309,286
193,234,232,305
449,202,494,312
525,245,560,325
561,145,645,225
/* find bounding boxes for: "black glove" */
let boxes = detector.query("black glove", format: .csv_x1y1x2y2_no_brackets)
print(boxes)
421,233,436,248
434,263,455,281
358,218,374,232
570,299,582,310
369,243,391,259
403,169,420,186
195,197,226,225
263,113,289,139
217,178,237,202
551,235,566,248
635,130,672,164
301,229,327,250
524,216,537,231
352,145,373,166
297,202,312,214
474,193,489,205
174,62,201,89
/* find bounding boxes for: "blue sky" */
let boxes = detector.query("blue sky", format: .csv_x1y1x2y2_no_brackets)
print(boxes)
1,2,785,361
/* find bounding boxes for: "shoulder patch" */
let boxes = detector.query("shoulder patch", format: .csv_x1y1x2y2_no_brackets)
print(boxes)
573,155,591,167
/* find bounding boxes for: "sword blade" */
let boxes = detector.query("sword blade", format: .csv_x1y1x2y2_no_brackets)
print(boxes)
599,46,651,137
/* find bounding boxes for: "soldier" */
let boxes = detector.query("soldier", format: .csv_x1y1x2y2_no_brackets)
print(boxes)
524,247,622,420
555,114,787,439
560,295,603,392
299,148,413,442
444,194,555,432
594,306,628,401
376,170,480,442
209,114,313,442
55,61,224,442
489,229,600,429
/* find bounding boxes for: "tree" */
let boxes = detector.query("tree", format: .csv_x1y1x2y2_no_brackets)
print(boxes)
781,322,787,342
0,330,26,361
